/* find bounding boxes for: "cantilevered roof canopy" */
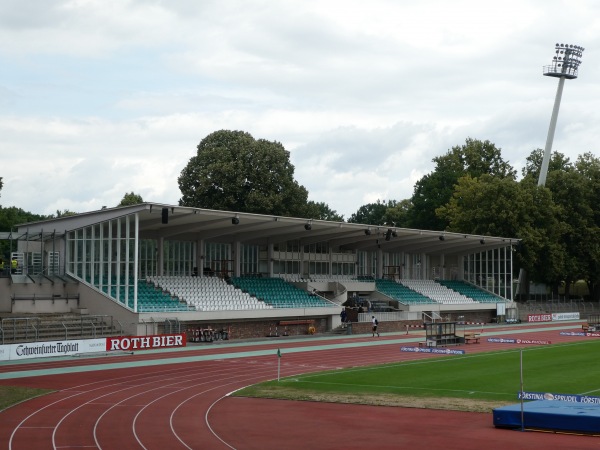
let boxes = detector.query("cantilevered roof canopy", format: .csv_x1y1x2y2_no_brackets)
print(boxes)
13,203,518,256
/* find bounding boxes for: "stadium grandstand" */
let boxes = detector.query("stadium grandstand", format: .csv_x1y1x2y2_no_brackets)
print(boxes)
0,203,519,340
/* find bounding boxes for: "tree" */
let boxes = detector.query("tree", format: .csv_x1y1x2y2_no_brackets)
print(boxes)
437,175,529,237
303,201,344,222
408,138,516,231
54,209,78,218
543,169,592,297
437,173,582,299
383,199,412,228
556,153,600,301
119,192,144,206
515,150,600,300
0,207,49,231
348,200,394,225
521,148,572,181
178,130,310,217
0,206,49,258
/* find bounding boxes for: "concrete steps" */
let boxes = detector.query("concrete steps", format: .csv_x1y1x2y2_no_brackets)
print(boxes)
0,313,121,344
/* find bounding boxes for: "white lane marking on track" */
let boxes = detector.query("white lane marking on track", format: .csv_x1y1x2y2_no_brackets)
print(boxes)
8,369,188,450
91,366,235,449
134,370,269,450
9,331,581,449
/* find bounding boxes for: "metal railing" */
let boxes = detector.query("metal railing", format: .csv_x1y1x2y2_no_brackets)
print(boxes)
0,314,118,344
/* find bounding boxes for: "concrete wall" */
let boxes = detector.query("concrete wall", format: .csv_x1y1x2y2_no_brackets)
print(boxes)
0,276,80,314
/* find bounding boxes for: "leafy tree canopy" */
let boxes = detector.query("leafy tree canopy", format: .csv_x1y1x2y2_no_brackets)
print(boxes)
178,130,309,217
119,192,144,206
348,200,396,225
0,206,49,259
384,199,412,228
438,174,563,285
53,209,78,218
304,201,344,222
437,148,600,301
0,207,48,232
546,152,600,299
521,148,572,181
408,138,516,231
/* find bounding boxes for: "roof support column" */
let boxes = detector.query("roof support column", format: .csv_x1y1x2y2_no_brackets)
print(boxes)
133,213,139,313
158,237,164,276
299,243,305,277
196,239,203,278
233,240,241,277
268,243,274,277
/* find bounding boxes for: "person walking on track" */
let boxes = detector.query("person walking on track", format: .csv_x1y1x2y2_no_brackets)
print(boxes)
372,315,379,337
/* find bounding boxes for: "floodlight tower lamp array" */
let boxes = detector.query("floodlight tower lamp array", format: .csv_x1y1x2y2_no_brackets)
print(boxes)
537,42,585,187
543,43,584,79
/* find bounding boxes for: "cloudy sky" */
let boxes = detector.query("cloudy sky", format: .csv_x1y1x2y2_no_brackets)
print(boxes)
1,0,599,219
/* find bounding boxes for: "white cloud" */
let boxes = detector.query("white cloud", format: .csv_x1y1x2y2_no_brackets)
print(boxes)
1,0,599,219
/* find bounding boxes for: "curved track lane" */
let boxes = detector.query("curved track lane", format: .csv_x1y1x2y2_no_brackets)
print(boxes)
0,322,597,449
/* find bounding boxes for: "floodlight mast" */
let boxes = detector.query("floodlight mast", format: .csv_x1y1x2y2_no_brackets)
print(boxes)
537,43,584,186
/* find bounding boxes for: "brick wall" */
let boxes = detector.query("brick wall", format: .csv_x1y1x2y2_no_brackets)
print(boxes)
185,318,328,340
183,310,495,342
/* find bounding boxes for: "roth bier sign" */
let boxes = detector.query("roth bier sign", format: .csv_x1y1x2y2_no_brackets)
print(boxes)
106,333,186,351
527,314,552,323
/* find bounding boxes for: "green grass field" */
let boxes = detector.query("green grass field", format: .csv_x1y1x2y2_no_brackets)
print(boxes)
236,340,600,411
0,386,53,411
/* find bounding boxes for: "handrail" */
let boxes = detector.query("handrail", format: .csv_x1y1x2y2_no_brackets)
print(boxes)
11,293,80,302
0,314,118,343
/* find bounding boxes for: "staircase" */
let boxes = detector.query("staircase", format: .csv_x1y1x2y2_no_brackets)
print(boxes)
0,314,122,344
328,324,350,335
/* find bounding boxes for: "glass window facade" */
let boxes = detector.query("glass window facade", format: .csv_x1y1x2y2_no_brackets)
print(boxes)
463,247,513,300
163,240,194,276
205,242,232,278
240,244,260,276
66,214,139,309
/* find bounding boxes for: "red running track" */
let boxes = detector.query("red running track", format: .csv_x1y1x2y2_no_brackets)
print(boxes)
0,322,598,449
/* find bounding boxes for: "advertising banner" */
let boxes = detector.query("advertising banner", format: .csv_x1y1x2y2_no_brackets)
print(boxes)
401,346,465,355
552,312,580,321
527,314,552,323
487,338,551,345
527,312,580,323
519,391,600,404
2,338,107,361
106,333,186,351
560,331,586,337
0,333,187,361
